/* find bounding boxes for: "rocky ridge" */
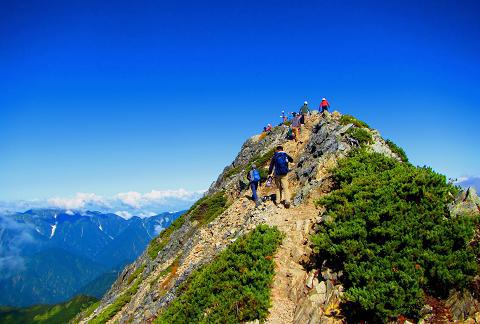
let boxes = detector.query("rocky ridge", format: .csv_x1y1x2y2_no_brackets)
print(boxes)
78,110,480,324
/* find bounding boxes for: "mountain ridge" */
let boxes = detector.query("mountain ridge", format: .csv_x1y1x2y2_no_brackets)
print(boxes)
77,110,480,323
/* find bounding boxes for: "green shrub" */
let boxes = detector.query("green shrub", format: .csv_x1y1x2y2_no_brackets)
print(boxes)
346,127,373,146
188,191,230,225
339,114,370,128
147,192,230,260
90,265,145,323
312,150,478,322
155,225,283,324
385,139,409,163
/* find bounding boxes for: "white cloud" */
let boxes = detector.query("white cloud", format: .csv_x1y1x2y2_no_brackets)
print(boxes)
48,193,106,210
116,191,143,209
0,188,204,218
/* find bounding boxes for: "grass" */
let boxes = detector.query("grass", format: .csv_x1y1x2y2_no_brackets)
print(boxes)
188,191,230,225
0,295,98,324
147,192,230,260
154,225,283,324
89,265,146,324
385,139,409,162
339,114,370,128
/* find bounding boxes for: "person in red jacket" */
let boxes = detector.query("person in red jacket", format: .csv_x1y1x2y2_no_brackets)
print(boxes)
320,97,330,113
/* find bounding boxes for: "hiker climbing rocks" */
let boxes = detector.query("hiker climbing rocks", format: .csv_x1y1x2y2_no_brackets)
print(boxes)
299,101,310,124
269,145,294,208
247,164,261,206
320,97,330,113
291,112,302,143
265,124,273,133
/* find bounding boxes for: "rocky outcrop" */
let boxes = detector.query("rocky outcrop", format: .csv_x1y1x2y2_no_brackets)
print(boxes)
451,187,480,217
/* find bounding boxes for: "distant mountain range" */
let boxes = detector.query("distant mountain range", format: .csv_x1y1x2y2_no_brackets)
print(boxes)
0,209,183,307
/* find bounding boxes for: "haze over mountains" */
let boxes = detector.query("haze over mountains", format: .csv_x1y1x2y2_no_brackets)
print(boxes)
0,208,183,307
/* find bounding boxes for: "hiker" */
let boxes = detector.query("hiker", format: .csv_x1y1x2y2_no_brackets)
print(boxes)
280,110,288,124
268,145,294,208
286,125,295,140
320,97,330,113
299,101,310,124
265,124,272,133
247,164,261,206
291,112,302,142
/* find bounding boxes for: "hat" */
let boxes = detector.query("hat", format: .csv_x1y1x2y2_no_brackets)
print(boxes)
304,101,308,104
322,98,326,100
252,164,257,169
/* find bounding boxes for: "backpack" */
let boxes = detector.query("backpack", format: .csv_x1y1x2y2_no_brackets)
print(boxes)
274,152,289,176
252,169,261,182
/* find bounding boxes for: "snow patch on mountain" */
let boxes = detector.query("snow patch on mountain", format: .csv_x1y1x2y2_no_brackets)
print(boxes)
49,223,57,239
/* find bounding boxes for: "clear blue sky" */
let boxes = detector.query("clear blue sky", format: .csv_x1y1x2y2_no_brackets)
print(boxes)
1,0,479,201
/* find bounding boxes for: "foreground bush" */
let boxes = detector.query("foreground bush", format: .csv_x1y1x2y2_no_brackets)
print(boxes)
155,225,283,323
313,150,478,321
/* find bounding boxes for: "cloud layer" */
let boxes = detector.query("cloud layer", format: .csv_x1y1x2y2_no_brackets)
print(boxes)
0,189,204,219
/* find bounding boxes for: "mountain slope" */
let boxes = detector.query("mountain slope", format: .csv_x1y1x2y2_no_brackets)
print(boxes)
79,111,480,323
0,210,183,306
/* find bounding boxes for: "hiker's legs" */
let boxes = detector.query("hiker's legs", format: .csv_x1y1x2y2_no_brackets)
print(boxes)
274,176,282,203
279,175,291,204
293,127,300,142
251,181,258,201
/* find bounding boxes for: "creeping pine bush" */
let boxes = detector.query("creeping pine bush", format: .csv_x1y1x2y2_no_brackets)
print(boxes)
155,225,283,324
339,114,370,129
147,192,230,260
313,150,478,322
346,127,373,146
385,139,409,163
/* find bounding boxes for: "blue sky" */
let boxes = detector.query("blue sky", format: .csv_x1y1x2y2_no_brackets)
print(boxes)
1,0,479,208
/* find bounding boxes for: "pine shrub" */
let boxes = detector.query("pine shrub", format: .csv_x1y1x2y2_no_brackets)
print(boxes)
155,225,283,324
312,150,478,321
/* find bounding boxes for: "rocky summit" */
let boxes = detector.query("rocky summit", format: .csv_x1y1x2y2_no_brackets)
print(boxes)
77,111,480,324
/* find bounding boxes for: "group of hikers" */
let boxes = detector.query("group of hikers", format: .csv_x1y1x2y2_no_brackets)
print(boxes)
251,98,331,208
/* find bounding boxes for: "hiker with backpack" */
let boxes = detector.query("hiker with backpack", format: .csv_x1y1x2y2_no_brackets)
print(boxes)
299,101,310,124
268,145,294,208
320,97,330,113
247,164,261,206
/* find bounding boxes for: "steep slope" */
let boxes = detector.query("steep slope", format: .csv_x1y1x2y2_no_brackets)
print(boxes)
79,110,479,323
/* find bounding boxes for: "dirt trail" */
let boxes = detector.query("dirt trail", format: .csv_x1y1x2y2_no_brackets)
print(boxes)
264,205,318,323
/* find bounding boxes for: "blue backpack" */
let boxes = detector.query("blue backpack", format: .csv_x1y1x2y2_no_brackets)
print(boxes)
252,169,261,182
274,152,289,175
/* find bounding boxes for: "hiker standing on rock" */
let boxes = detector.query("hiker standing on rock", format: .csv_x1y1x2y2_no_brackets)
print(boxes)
269,145,294,208
247,164,261,206
299,101,310,124
320,97,330,113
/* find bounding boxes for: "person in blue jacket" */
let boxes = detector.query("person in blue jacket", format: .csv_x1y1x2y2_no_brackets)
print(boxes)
268,146,294,208
247,164,261,206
